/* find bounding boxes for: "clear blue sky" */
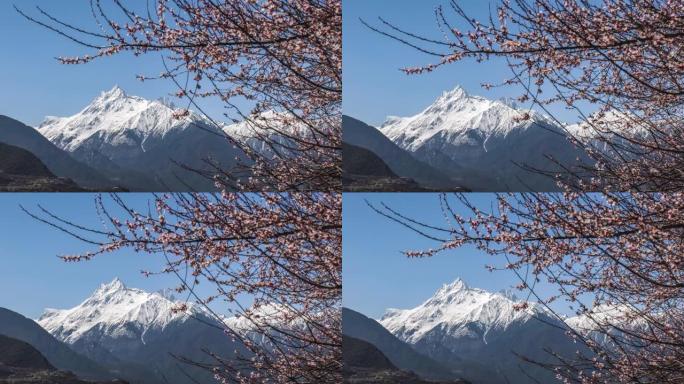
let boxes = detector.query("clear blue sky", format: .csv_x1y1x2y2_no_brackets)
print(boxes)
0,194,243,319
343,0,592,126
0,0,229,126
343,193,580,319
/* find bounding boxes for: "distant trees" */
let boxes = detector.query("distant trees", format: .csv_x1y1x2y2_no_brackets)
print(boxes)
27,192,342,383
19,0,342,191
368,1,684,383
367,0,684,191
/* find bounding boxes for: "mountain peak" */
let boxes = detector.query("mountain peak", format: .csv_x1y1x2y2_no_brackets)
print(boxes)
428,86,473,112
437,278,468,295
426,278,477,307
96,277,126,294
101,85,126,100
498,96,519,109
437,85,469,102
157,288,178,301
498,288,520,301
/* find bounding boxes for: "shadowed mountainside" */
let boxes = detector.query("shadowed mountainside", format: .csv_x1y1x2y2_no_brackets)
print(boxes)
342,115,468,191
0,308,114,381
0,143,85,191
343,335,470,384
0,115,117,190
342,308,462,381
343,143,432,191
0,334,127,384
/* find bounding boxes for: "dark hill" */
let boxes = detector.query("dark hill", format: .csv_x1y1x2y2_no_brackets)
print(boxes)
0,334,127,384
343,143,397,178
0,115,116,189
343,336,396,371
342,308,459,381
342,335,469,384
0,308,113,381
343,115,467,190
0,142,54,177
0,335,54,371
0,142,85,191
343,143,433,191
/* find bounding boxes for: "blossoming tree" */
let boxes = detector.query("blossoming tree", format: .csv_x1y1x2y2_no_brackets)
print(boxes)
372,192,684,383
366,0,684,191
19,0,342,191
368,0,684,382
19,2,342,381
27,192,342,383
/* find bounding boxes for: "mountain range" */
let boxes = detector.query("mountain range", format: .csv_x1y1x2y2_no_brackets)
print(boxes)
342,116,466,191
0,87,268,191
345,279,593,384
0,277,615,384
344,86,593,191
37,87,249,191
35,278,249,384
1,277,259,384
342,308,460,381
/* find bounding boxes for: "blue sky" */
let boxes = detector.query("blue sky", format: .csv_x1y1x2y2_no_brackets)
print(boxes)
0,0,228,126
0,1,593,128
343,0,592,126
343,193,579,319
0,194,239,319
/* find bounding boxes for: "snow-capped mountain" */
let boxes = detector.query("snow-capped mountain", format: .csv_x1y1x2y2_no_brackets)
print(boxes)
221,111,322,159
565,305,628,333
38,278,206,345
565,304,650,350
380,279,549,345
39,87,196,153
37,278,247,384
379,278,585,384
37,87,248,191
380,87,551,152
565,110,647,140
378,86,591,191
221,111,289,157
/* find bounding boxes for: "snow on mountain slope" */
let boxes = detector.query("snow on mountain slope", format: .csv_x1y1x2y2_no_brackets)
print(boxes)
37,278,207,345
221,111,319,159
565,304,649,348
37,278,290,348
565,305,629,332
221,111,285,156
379,278,548,345
38,86,207,153
565,109,651,149
380,86,554,152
